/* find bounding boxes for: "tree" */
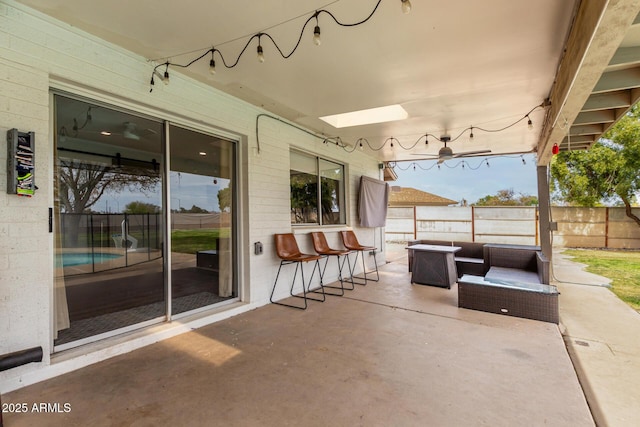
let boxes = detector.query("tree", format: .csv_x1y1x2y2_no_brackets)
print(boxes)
550,104,640,227
183,205,208,213
473,189,538,206
217,187,231,212
124,201,160,214
57,160,160,245
290,175,341,224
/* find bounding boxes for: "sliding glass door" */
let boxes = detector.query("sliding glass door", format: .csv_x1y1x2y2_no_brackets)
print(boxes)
53,94,236,348
169,125,237,315
54,94,164,346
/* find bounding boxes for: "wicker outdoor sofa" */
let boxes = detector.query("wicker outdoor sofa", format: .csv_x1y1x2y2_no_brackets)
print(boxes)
407,240,558,323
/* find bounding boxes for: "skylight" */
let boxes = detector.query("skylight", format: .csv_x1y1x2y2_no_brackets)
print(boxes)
319,104,408,128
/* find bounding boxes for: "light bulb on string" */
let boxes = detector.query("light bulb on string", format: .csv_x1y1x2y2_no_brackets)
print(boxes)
401,0,412,14
521,156,526,165
359,140,364,151
527,115,533,130
486,160,490,168
469,127,474,140
257,35,265,63
313,26,321,45
413,163,416,171
209,50,216,75
257,45,265,63
163,67,170,85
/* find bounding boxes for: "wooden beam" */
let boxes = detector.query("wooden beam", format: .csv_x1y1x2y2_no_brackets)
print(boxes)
581,90,631,111
592,67,640,93
561,135,595,144
574,110,616,125
609,46,640,67
537,0,640,165
569,124,604,135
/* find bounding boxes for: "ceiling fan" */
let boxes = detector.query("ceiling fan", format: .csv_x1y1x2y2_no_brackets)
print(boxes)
412,136,491,163
118,122,157,141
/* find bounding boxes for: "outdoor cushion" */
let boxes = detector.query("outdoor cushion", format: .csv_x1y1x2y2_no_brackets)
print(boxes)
485,266,541,285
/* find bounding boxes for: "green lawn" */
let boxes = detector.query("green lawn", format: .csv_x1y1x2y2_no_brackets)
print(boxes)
171,228,229,254
564,249,640,311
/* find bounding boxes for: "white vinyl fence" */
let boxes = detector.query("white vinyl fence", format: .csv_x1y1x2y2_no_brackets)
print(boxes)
386,206,640,249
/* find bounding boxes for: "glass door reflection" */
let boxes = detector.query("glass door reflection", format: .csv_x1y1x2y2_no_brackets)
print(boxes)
169,125,236,315
53,94,164,347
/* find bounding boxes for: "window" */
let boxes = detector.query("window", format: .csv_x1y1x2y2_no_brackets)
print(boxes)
290,151,345,225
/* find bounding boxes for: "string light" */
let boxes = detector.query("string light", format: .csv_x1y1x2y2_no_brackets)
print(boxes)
163,64,170,85
469,126,474,140
339,104,544,153
521,156,526,165
313,12,322,46
527,115,533,130
209,50,216,75
388,154,531,172
148,0,400,92
257,35,265,63
255,103,546,155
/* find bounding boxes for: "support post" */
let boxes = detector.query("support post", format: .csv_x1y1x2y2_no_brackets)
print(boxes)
413,206,417,240
537,165,553,271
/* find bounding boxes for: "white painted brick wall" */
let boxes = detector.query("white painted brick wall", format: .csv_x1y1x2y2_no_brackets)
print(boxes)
0,0,382,389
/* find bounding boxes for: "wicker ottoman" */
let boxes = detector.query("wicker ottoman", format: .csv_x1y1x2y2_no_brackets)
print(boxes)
457,275,559,324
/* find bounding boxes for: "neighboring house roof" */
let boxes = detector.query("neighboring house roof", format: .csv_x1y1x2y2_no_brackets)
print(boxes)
388,187,457,206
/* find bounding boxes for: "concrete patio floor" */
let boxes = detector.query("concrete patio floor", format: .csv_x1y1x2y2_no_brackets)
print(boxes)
3,251,601,427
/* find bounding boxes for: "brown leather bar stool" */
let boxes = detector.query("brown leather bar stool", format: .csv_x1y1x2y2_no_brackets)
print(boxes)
310,231,353,295
270,233,325,309
340,230,380,286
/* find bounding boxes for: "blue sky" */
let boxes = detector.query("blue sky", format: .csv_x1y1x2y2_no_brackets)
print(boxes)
391,153,539,205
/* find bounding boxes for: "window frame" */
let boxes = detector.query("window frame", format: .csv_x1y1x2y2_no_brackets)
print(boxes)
290,150,346,227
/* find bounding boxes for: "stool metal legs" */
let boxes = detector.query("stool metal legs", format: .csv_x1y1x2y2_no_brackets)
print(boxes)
270,259,325,309
317,253,353,295
345,250,380,286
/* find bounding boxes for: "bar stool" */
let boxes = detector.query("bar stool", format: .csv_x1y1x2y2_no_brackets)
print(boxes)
340,230,380,285
310,231,353,295
270,233,325,309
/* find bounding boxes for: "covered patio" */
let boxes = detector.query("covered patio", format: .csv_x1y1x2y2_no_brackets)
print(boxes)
5,251,626,426
3,1,640,425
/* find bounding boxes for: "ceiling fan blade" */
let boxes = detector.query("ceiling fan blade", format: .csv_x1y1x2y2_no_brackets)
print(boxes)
451,149,491,158
410,153,438,157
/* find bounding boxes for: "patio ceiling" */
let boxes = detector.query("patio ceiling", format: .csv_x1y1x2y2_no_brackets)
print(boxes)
13,0,640,166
